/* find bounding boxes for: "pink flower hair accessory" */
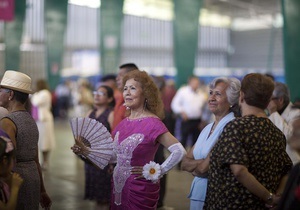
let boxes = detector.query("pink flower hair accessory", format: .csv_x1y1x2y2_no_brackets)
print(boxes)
1,136,14,153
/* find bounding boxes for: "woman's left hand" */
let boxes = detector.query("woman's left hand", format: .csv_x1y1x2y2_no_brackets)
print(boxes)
71,144,83,156
108,164,115,174
40,191,52,209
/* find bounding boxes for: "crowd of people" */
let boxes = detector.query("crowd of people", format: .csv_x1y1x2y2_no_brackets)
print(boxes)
0,67,300,210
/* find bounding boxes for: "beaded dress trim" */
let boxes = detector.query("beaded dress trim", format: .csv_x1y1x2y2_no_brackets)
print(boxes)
113,132,144,205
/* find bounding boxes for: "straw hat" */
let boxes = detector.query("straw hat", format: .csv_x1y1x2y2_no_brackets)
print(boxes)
0,70,33,94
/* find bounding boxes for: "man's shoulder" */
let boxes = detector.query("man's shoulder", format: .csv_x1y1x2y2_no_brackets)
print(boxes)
177,85,188,91
283,102,300,120
173,85,189,96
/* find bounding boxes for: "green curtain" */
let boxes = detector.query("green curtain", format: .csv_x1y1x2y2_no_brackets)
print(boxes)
4,0,26,71
100,0,124,75
44,0,68,90
173,0,202,88
281,0,300,101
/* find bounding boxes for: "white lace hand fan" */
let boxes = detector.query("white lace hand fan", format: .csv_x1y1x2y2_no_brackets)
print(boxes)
70,117,113,169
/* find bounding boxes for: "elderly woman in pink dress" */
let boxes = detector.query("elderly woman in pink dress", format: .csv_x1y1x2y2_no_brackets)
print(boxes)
111,70,186,209
73,70,186,210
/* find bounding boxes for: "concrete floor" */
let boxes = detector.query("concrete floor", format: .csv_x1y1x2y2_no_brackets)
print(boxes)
40,119,193,210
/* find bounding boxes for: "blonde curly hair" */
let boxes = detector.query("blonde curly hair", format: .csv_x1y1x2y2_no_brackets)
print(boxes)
122,70,165,119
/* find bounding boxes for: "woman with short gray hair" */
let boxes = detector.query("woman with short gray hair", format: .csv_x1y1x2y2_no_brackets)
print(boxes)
181,76,241,210
209,77,241,117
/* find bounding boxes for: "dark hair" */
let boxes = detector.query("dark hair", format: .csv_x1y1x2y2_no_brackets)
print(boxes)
0,138,5,159
100,74,117,82
0,137,15,163
11,89,29,104
119,63,138,73
265,73,275,81
152,76,166,91
122,70,165,119
241,73,274,109
36,79,50,91
98,85,115,107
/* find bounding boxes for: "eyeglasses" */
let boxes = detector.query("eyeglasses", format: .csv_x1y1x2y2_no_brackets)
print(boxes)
93,91,106,96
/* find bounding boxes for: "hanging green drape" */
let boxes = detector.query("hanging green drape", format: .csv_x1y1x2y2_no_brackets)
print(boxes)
100,0,124,75
44,0,68,90
281,0,300,101
173,0,202,88
4,0,26,71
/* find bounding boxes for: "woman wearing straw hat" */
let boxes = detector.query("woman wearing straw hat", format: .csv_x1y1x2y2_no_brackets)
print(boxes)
0,70,52,209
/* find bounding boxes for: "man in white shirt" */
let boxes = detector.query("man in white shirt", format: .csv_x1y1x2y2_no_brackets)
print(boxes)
171,75,207,149
267,82,300,164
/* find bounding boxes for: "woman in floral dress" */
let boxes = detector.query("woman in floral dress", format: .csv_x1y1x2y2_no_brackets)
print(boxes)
204,73,293,210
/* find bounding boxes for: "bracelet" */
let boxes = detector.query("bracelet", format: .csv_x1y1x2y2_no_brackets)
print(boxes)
266,192,273,203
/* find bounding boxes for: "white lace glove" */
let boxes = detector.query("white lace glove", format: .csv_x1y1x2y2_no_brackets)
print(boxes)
142,143,186,182
160,142,186,175
142,143,186,183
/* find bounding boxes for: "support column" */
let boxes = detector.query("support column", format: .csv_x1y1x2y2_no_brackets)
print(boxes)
4,0,26,70
44,0,68,90
100,0,124,75
281,0,300,101
173,0,202,88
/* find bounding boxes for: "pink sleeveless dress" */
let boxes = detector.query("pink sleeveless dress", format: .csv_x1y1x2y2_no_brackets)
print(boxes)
111,117,168,210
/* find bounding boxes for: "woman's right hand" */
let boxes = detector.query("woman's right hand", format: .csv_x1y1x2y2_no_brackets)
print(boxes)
265,194,281,210
11,172,24,189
